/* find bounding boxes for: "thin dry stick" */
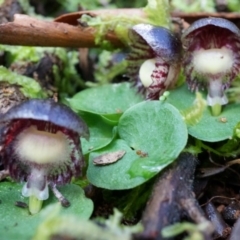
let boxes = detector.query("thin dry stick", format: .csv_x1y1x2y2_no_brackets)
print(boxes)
0,14,118,48
205,202,231,239
0,9,145,48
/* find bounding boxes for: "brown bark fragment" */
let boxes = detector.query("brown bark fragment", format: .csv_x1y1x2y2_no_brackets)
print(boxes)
136,152,213,240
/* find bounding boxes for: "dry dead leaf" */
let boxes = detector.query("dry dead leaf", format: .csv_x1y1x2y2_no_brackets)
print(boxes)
93,150,126,165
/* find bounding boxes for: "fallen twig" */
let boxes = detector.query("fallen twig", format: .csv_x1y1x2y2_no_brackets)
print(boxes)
0,14,124,48
204,202,231,239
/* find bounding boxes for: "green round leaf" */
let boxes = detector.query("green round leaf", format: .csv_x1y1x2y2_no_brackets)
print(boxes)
67,82,144,121
118,101,188,178
87,101,188,189
166,84,240,142
80,113,117,154
0,182,93,240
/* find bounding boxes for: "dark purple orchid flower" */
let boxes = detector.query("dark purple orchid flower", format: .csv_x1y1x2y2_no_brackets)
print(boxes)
127,23,182,100
182,17,240,115
0,99,89,214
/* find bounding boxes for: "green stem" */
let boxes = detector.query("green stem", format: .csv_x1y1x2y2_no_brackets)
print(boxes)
29,195,43,215
211,103,222,116
196,139,222,156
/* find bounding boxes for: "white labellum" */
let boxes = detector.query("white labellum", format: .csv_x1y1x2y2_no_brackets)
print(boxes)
15,126,70,165
193,47,233,75
139,58,156,87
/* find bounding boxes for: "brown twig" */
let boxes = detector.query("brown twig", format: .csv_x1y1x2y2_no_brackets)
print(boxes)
0,8,146,48
171,11,240,28
171,11,240,20
0,14,124,48
204,202,231,239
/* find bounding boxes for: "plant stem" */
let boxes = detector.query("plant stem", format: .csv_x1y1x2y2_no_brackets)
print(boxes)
29,195,43,215
211,103,222,116
207,78,227,116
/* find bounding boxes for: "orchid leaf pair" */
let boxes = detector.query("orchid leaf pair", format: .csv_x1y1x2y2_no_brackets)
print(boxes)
67,83,188,189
